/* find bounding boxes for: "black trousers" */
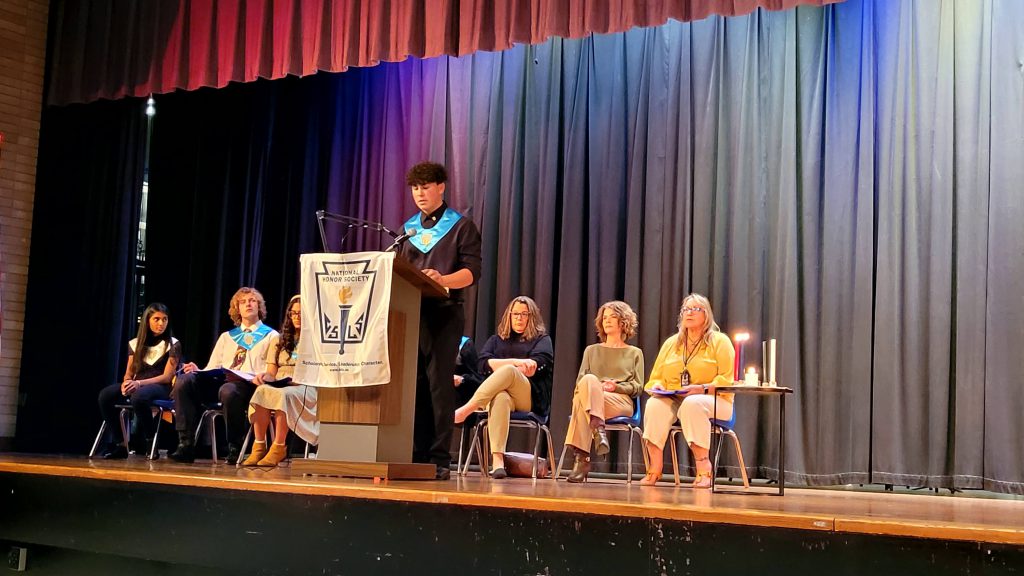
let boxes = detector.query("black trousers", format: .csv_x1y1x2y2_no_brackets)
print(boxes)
172,371,256,448
97,382,170,445
413,302,463,469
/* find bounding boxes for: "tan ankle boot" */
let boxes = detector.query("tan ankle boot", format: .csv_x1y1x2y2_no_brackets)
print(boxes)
241,442,268,466
257,443,288,467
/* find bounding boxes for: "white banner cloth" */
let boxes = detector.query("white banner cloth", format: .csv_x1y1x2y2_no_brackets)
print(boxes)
294,251,393,387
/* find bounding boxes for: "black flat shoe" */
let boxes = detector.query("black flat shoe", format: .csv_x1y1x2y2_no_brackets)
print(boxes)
490,467,508,479
101,446,129,460
169,444,195,464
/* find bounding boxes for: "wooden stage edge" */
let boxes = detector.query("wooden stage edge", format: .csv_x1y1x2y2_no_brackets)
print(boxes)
1,454,1022,546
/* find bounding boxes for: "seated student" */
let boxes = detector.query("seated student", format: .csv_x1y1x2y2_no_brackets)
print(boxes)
640,293,734,487
170,287,278,464
454,336,483,406
243,295,318,467
452,336,483,459
453,296,553,479
562,301,644,483
95,303,181,458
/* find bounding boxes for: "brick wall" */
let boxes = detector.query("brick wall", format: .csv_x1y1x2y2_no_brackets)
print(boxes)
0,0,48,446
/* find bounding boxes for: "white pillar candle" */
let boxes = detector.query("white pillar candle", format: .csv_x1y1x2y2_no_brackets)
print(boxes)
744,367,759,387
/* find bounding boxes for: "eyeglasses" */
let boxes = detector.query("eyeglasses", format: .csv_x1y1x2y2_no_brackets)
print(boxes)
288,311,302,317
510,312,530,318
681,306,705,314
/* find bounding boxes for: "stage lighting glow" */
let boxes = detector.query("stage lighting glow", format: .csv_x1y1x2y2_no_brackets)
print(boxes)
145,97,156,117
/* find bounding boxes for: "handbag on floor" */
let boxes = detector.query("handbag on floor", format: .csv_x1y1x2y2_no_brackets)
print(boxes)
504,451,550,478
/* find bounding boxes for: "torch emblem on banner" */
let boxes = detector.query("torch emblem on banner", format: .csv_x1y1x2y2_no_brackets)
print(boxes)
314,259,377,355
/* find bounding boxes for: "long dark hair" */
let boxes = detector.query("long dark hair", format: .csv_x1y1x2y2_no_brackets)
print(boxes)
275,295,302,361
131,303,173,378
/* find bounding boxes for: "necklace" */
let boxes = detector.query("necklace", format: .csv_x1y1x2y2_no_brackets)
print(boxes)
683,335,703,366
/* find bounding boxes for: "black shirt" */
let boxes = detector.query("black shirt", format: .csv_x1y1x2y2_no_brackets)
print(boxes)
398,202,482,304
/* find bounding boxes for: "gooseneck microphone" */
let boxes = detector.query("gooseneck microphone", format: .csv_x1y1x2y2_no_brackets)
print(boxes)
385,228,418,252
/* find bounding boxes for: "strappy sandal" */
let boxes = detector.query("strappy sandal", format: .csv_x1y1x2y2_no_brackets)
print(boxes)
640,471,662,486
693,456,712,489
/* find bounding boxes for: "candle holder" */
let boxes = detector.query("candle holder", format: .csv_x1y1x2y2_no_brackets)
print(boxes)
733,332,750,383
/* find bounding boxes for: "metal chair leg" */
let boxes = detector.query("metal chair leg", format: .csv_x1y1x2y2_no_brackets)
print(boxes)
237,425,253,467
118,408,131,451
530,426,542,478
626,429,634,484
456,424,466,476
150,408,164,460
554,443,570,480
726,430,750,488
543,426,555,480
89,422,107,457
669,429,681,486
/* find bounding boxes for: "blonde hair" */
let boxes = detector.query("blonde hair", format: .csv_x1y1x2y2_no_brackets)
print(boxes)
594,300,638,342
675,293,720,350
496,296,547,341
227,287,268,326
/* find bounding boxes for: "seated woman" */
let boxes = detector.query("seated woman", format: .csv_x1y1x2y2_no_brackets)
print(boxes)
242,295,318,467
454,296,553,479
562,301,644,483
641,293,734,487
95,303,181,459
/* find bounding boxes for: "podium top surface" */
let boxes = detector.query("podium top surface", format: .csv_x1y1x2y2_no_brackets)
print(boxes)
393,255,449,299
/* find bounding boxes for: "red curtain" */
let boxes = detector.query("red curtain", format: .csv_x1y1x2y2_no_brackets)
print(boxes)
47,0,838,105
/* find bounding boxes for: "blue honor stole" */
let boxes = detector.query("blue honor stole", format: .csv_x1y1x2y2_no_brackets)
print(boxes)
404,208,463,254
229,323,273,351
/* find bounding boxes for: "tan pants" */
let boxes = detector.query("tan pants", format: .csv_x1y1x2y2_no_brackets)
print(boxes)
564,374,633,452
466,364,532,454
642,393,733,450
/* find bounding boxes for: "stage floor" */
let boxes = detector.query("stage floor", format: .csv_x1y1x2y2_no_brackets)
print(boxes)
1,453,1022,545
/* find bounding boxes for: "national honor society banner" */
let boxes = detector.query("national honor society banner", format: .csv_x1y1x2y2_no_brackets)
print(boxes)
295,252,393,387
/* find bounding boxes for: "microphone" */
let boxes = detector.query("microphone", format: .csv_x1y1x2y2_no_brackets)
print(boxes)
385,228,418,252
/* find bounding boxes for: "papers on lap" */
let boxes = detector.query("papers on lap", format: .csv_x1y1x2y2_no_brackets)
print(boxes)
192,368,292,387
194,368,257,382
650,388,689,396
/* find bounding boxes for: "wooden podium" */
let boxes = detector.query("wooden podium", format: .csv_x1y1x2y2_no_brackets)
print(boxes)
291,255,449,480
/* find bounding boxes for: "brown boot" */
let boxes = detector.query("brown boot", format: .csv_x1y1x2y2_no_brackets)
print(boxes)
241,441,268,466
593,427,610,456
566,449,591,483
257,443,288,467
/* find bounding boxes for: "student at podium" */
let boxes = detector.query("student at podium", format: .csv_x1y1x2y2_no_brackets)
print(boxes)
170,287,278,464
398,161,482,480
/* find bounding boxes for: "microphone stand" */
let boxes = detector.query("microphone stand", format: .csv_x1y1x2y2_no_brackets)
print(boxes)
316,210,398,252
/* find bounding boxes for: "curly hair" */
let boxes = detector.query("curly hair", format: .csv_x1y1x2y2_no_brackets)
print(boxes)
594,300,638,342
275,294,301,363
227,287,267,326
496,296,546,341
405,161,448,186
